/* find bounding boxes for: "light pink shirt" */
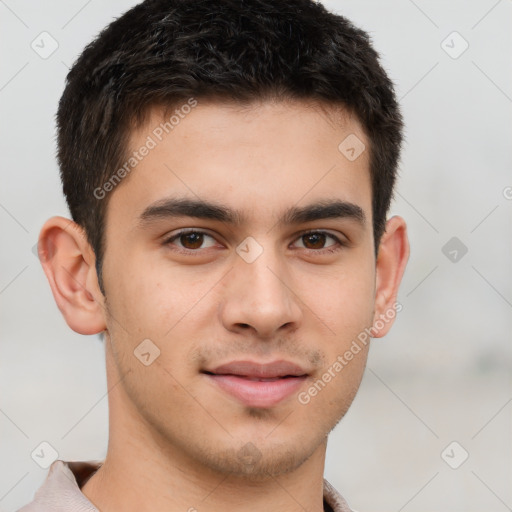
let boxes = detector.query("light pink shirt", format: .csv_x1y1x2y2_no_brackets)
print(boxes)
18,459,355,512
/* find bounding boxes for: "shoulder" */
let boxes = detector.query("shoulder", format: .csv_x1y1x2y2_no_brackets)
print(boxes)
17,459,101,512
323,478,359,512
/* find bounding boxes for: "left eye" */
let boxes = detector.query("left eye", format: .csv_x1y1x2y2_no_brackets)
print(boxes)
294,231,340,251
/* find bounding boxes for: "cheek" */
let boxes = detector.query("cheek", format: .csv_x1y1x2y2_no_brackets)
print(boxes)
299,341,369,427
308,261,375,335
103,254,220,384
104,253,196,338
300,264,374,404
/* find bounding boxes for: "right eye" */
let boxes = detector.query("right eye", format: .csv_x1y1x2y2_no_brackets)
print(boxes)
163,229,220,254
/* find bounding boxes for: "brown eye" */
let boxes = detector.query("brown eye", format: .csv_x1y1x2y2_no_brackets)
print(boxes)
302,232,327,249
294,231,341,252
179,232,204,249
164,230,217,251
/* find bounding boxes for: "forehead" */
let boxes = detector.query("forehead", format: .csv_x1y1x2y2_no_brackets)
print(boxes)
106,99,372,230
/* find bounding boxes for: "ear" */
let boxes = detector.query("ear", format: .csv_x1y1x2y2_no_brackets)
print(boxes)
371,215,409,338
37,216,106,335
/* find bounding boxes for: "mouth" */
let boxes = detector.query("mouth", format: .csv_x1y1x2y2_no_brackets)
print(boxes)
201,360,309,408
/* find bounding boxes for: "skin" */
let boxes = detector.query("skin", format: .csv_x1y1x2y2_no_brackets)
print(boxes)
38,99,409,512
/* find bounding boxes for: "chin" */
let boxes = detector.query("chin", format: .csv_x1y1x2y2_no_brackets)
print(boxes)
189,430,322,481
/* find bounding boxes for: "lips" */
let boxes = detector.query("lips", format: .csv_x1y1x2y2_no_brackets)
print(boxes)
202,360,309,407
205,360,308,379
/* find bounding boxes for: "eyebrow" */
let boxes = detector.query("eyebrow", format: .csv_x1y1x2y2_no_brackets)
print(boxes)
138,196,366,229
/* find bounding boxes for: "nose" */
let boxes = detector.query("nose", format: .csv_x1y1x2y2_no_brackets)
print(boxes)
218,243,303,339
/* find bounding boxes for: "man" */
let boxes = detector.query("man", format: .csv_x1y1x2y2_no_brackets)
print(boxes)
20,0,409,510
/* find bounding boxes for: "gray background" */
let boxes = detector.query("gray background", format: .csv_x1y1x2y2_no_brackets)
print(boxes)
1,1,511,511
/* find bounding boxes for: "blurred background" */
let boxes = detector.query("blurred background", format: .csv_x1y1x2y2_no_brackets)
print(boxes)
1,1,511,511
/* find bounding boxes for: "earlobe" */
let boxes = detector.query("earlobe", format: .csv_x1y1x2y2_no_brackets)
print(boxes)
371,215,409,338
38,216,107,335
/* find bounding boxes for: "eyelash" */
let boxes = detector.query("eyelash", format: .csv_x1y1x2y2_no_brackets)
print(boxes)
163,229,345,256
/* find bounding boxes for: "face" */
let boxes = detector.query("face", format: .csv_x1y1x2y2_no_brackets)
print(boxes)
100,99,376,479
